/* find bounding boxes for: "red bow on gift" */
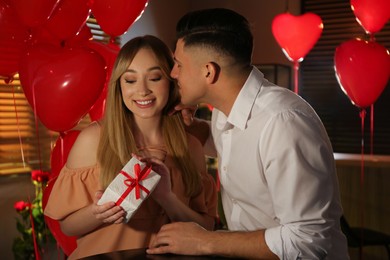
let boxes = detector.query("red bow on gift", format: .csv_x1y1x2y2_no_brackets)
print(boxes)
115,163,152,206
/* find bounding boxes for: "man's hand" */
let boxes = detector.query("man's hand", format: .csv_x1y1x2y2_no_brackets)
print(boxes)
147,222,210,255
169,103,198,126
147,222,278,259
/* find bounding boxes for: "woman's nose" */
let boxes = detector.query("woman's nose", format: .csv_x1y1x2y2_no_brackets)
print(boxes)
136,79,151,96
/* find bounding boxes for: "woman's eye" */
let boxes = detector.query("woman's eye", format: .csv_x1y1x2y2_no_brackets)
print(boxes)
125,79,135,84
150,77,162,82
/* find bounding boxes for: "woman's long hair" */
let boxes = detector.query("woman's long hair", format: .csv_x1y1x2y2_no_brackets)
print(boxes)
97,35,201,197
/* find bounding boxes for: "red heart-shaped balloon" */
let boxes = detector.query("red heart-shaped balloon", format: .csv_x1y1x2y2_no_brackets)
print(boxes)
0,1,29,78
44,0,91,42
87,41,120,121
272,12,323,62
9,0,60,27
19,44,107,132
334,38,390,108
350,0,390,35
90,0,148,37
50,130,81,178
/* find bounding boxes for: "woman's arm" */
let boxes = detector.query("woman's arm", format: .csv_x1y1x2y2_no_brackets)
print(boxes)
59,123,126,236
60,192,125,236
142,135,216,230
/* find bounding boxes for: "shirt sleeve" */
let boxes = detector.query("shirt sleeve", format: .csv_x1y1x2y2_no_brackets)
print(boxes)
261,109,339,259
44,165,100,220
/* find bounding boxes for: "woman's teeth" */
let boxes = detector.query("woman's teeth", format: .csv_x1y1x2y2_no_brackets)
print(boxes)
136,100,153,105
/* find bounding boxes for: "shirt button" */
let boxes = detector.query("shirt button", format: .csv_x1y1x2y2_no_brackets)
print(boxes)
223,166,227,171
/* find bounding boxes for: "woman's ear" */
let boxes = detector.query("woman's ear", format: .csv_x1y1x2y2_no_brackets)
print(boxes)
205,62,220,84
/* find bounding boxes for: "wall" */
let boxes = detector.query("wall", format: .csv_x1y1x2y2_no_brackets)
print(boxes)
120,0,300,67
335,153,390,260
120,0,190,49
188,0,300,66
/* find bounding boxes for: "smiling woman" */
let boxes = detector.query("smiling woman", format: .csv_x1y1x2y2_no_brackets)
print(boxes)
43,35,217,259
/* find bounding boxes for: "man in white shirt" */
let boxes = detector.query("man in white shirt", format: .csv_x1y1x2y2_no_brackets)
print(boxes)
147,8,349,259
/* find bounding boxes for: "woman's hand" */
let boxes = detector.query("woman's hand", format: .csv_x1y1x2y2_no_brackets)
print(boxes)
132,153,173,205
60,190,126,236
92,191,126,224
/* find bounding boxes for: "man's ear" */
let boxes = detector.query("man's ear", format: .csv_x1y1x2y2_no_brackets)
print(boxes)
204,62,220,84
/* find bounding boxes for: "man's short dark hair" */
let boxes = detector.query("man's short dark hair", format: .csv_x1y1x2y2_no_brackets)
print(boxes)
176,8,253,66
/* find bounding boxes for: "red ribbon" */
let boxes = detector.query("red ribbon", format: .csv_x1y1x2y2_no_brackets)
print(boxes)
115,163,152,206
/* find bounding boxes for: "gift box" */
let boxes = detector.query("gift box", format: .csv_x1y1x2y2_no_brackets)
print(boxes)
98,156,161,222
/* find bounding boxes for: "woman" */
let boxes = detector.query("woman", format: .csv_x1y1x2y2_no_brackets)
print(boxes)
44,35,217,259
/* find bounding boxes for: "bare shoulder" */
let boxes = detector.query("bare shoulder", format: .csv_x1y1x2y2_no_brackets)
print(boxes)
186,133,207,172
66,121,102,168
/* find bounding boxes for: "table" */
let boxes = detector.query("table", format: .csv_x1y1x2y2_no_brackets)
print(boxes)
81,248,242,259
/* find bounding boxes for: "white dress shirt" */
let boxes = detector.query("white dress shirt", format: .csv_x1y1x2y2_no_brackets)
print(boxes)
211,67,349,259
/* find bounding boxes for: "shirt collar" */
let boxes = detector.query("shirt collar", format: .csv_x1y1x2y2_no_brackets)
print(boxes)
226,66,264,130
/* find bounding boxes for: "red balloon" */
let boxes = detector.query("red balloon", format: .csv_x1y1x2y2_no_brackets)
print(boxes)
50,130,81,178
29,26,62,46
350,0,390,35
9,0,60,27
65,24,93,47
272,12,323,62
334,38,390,108
44,0,90,42
0,1,29,78
90,0,148,37
19,44,107,132
87,41,119,121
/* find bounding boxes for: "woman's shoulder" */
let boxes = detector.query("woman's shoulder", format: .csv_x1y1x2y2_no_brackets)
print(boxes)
66,121,101,168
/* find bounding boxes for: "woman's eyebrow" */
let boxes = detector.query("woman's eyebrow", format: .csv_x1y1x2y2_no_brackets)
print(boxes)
123,66,161,73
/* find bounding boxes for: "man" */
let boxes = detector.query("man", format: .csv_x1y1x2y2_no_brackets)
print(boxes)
147,8,349,259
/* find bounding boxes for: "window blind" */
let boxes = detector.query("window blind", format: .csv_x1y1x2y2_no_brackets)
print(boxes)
300,0,390,154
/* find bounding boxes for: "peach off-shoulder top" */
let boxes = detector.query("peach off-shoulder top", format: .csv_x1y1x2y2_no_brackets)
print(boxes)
44,147,217,260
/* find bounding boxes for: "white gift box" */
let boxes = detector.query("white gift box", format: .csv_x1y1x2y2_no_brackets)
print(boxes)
98,156,161,222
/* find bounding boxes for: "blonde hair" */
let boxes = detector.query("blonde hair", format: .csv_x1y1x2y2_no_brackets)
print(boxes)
97,35,201,197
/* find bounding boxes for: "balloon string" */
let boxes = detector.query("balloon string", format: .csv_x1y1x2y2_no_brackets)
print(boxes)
293,61,299,94
12,84,26,168
285,0,289,12
359,109,366,257
28,197,41,260
32,84,43,171
60,134,64,167
370,104,374,155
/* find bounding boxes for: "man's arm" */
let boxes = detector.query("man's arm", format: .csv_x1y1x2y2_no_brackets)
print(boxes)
147,222,278,259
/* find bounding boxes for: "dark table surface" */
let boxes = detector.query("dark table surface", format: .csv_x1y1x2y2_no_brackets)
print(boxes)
81,248,242,260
